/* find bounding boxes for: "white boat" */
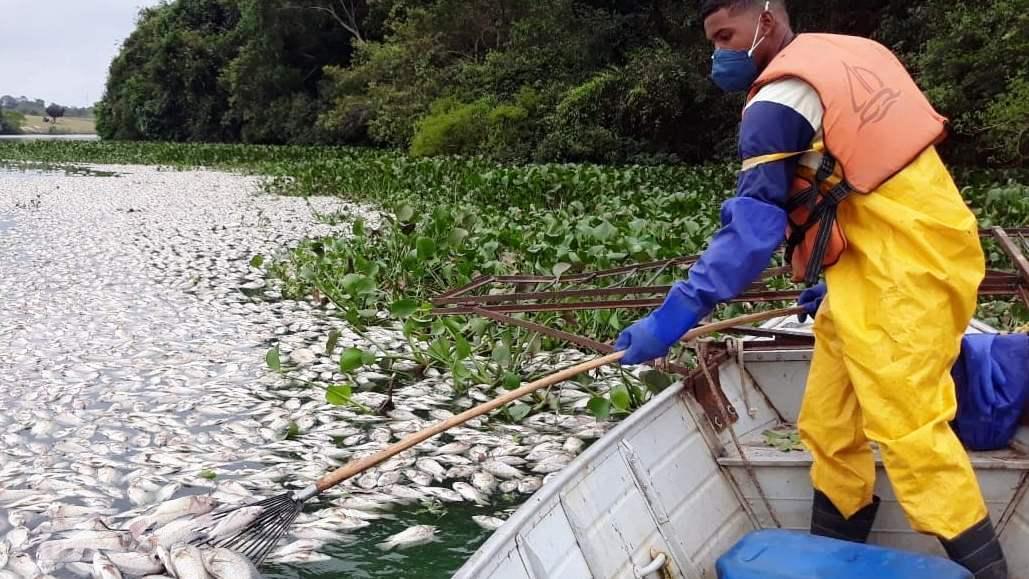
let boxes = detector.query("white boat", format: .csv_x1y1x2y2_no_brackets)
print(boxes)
455,317,1029,579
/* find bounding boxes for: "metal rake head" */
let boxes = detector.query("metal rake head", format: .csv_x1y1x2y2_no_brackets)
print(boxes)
191,492,303,567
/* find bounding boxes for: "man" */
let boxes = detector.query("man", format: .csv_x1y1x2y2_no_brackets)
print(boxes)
613,1,1007,577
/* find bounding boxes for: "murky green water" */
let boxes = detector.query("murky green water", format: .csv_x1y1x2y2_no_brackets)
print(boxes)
266,503,497,579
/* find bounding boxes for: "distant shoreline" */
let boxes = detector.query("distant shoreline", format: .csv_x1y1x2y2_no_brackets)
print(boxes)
17,115,97,136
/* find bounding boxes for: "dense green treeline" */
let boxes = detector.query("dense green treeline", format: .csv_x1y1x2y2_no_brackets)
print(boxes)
96,0,1028,166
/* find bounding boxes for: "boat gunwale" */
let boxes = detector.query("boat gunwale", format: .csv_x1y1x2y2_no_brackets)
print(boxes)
453,371,694,577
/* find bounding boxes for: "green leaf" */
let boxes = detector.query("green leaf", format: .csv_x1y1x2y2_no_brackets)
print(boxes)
416,237,436,260
352,217,366,237
199,469,217,481
249,254,264,268
265,347,281,372
592,221,617,242
325,329,341,355
467,317,490,336
608,311,621,331
610,385,631,411
326,384,353,406
396,204,415,223
552,262,571,277
391,298,420,319
454,334,472,360
492,342,511,366
340,348,365,372
640,370,673,394
452,361,472,381
361,351,377,365
448,228,469,248
587,397,611,420
286,421,300,440
508,403,531,423
341,273,376,295
502,372,522,390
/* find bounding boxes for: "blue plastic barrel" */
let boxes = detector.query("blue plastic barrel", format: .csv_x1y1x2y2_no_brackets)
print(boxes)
716,530,972,579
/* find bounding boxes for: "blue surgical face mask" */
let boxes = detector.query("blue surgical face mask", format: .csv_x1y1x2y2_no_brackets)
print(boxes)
711,3,769,93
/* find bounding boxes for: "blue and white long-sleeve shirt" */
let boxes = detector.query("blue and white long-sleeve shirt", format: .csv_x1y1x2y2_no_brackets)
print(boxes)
671,78,826,317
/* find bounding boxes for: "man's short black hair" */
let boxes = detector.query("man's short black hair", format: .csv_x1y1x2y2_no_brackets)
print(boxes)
701,0,782,20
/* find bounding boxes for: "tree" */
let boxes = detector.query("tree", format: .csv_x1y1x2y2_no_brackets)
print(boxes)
45,104,66,123
0,109,26,134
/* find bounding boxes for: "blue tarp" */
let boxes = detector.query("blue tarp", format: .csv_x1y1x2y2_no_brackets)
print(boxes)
951,334,1029,451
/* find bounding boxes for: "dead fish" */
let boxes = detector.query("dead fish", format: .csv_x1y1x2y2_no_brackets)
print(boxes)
415,458,446,482
202,506,263,540
203,547,261,579
148,514,213,548
356,472,378,490
268,550,332,564
563,437,585,454
531,454,571,474
336,496,388,512
8,553,41,578
5,526,28,550
170,544,210,579
499,480,519,494
445,465,476,480
434,442,470,455
106,551,164,576
472,515,506,531
518,477,543,494
92,552,123,579
483,460,522,480
404,469,432,487
376,525,436,551
421,487,464,503
269,539,324,559
452,482,489,506
471,471,497,495
154,546,175,576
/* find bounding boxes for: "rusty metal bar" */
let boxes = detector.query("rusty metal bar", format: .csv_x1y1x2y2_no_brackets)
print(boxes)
434,275,495,300
433,283,1020,315
488,256,698,285
994,227,1029,285
433,280,774,307
434,285,671,306
468,306,614,354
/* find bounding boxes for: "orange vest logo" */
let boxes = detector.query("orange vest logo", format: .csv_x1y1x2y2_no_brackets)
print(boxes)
843,62,902,130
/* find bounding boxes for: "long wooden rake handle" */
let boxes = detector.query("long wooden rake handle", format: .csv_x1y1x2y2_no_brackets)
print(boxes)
313,306,805,493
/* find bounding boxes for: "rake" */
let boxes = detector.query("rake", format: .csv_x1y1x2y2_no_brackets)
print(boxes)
192,306,804,565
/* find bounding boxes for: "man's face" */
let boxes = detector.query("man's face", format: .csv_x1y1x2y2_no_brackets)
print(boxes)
703,6,768,52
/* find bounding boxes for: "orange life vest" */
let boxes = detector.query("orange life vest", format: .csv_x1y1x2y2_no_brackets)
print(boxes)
745,34,948,285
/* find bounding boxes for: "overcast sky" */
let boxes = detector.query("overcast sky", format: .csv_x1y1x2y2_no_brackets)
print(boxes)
0,0,162,107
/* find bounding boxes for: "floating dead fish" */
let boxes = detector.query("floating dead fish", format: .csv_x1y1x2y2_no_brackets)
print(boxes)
203,547,261,579
170,544,210,579
92,551,123,579
472,515,506,531
452,483,489,506
376,525,436,551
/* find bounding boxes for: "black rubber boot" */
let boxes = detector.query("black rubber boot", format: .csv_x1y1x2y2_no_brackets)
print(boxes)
810,490,880,543
940,517,1008,579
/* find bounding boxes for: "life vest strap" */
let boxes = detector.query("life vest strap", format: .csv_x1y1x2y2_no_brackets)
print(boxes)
740,140,825,173
783,151,854,286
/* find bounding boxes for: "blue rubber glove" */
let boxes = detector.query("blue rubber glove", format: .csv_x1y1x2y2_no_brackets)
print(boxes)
615,284,700,365
798,282,826,323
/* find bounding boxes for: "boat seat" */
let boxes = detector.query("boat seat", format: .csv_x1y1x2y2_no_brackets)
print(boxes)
716,431,1029,471
716,529,972,579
